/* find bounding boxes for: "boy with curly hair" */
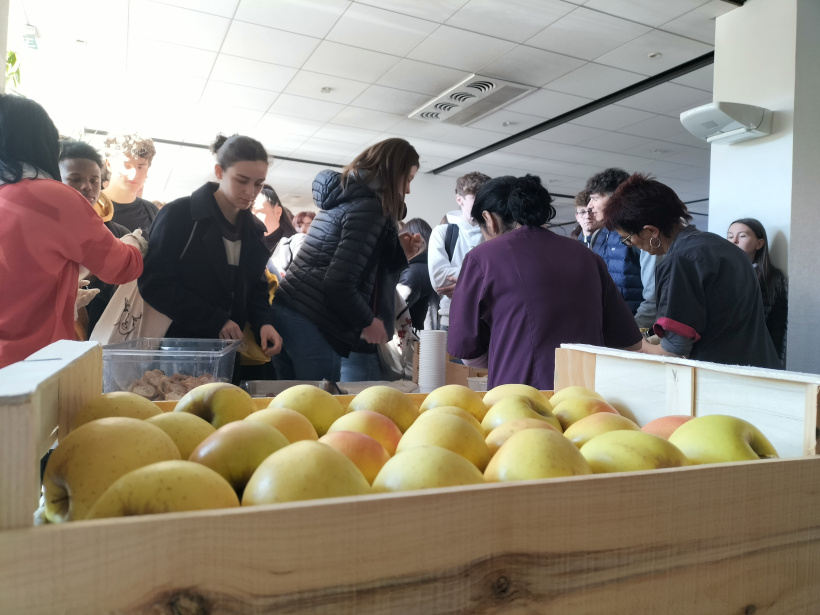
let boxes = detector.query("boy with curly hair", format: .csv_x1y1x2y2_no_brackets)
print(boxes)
102,132,159,237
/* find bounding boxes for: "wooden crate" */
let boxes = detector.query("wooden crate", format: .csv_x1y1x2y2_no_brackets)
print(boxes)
1,340,820,614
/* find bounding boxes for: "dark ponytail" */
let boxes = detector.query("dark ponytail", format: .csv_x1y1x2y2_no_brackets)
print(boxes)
472,174,555,231
210,133,268,170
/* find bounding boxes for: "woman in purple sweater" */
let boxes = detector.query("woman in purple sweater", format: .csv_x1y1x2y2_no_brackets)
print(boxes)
447,175,642,390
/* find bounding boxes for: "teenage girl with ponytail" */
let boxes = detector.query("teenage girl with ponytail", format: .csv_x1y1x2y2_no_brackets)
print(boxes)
447,174,642,390
139,134,282,364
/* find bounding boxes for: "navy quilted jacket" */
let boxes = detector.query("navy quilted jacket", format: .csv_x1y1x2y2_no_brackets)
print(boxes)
276,170,407,356
591,228,644,314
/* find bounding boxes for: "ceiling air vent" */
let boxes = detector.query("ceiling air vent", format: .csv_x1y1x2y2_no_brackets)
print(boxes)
409,75,534,126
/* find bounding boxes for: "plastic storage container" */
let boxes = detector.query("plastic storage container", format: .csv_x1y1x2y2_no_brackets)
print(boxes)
102,338,242,397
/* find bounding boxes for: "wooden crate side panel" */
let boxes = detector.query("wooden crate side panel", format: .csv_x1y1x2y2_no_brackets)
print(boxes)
695,371,816,458
57,344,102,437
590,355,676,426
1,458,819,614
0,393,42,531
554,347,596,391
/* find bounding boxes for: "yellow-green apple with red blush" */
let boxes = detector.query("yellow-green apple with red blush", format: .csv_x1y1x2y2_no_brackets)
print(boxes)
245,407,319,442
416,405,485,436
318,431,390,484
268,384,345,436
482,383,553,409
174,382,258,428
72,391,162,429
327,409,402,455
563,413,640,448
146,411,216,459
548,386,605,407
580,430,689,473
641,415,694,440
481,395,562,433
419,384,488,421
550,397,619,431
484,428,592,482
668,414,778,464
347,385,419,432
485,418,560,457
372,446,484,493
397,412,491,470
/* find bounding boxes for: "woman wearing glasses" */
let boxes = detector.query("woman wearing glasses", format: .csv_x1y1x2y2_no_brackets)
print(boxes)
447,174,642,391
604,174,779,369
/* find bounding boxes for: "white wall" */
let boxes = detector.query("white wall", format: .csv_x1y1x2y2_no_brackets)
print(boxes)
404,171,460,228
711,0,820,373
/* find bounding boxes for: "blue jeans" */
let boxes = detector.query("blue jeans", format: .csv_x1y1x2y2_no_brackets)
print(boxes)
341,351,382,382
271,304,342,382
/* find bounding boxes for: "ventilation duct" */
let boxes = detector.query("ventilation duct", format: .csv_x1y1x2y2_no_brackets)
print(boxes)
408,75,534,126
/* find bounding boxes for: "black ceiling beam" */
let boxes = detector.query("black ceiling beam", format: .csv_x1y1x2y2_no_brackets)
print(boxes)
431,51,715,175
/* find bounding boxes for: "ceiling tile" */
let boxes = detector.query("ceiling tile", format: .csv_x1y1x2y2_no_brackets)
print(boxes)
354,0,469,23
545,63,646,99
445,0,573,43
660,0,737,45
388,118,460,140
331,107,405,132
466,109,545,134
623,139,702,161
664,148,711,168
182,105,266,144
210,55,298,90
503,88,591,119
351,85,430,116
128,38,216,79
311,124,382,146
260,132,309,156
234,0,350,38
671,64,714,91
406,26,516,73
147,0,239,17
583,0,713,28
531,123,609,145
284,70,369,104
480,46,585,88
617,114,692,139
199,81,279,111
376,59,472,97
570,105,656,130
661,130,709,149
595,30,714,77
326,3,436,55
657,164,710,181
526,7,651,61
302,41,401,83
442,127,505,149
129,0,230,51
294,137,360,158
221,21,320,67
476,151,536,170
575,131,652,153
618,82,712,116
397,137,474,160
269,93,345,122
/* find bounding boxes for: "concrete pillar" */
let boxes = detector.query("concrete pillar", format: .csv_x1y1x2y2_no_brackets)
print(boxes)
710,0,820,373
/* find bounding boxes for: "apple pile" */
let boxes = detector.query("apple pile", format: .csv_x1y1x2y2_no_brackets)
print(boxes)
41,382,779,523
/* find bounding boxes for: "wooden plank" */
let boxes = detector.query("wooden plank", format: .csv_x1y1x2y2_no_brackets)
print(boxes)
1,457,819,614
666,363,695,416
0,397,39,531
554,347,596,391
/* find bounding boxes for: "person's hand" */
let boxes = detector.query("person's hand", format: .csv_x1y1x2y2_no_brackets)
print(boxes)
121,229,148,256
219,319,244,340
260,324,283,357
74,280,100,319
436,275,458,298
361,317,388,345
399,231,424,261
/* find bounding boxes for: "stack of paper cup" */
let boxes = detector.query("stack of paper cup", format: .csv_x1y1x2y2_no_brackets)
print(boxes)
418,330,447,393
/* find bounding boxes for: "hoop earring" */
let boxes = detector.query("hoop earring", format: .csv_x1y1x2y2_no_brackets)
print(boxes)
649,236,661,249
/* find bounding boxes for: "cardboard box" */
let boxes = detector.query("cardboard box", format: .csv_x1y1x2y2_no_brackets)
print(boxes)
1,341,819,614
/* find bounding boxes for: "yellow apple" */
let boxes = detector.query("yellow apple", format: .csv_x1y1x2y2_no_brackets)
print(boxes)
580,430,689,473
641,415,694,440
484,428,592,482
668,414,778,464
481,395,562,433
85,460,239,519
397,412,490,470
42,417,181,522
174,382,258,428
548,385,605,407
318,431,390,484
372,446,484,493
482,383,552,409
485,418,559,458
145,411,216,459
419,384,488,422
347,385,419,432
327,410,402,455
72,391,162,429
551,396,619,431
417,405,485,436
563,413,641,448
245,407,319,443
269,385,346,436
242,441,371,505
189,421,290,497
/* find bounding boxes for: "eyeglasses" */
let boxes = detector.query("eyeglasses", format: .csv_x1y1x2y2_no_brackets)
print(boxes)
619,232,635,247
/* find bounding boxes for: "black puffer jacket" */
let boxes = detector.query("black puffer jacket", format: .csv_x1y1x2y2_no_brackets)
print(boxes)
277,170,407,356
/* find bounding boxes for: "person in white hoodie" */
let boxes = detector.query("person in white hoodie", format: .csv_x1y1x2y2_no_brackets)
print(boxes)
428,172,490,330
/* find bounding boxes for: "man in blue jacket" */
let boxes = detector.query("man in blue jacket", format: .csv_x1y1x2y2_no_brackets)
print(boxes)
585,168,659,330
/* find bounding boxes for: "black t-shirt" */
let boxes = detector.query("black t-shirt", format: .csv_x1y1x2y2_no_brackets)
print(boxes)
654,226,780,369
111,197,159,238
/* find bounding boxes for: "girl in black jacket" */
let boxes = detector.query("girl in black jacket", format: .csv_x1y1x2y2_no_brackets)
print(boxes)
272,138,423,382
139,134,282,359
